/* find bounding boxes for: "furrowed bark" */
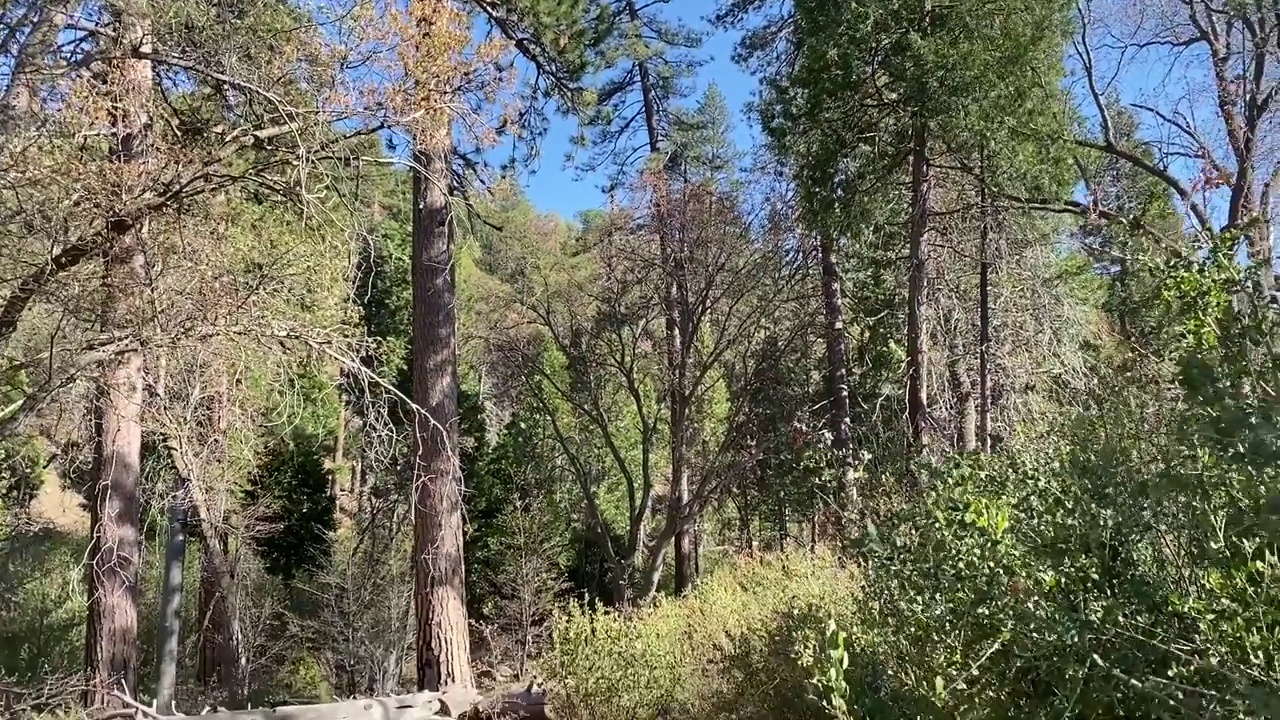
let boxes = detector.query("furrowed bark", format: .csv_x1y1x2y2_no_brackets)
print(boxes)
410,133,473,692
84,2,149,708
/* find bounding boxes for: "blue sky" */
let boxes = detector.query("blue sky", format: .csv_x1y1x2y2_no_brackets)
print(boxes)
512,0,760,220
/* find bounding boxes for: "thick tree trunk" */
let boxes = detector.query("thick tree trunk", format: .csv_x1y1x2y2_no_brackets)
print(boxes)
818,232,852,525
906,119,931,460
84,4,149,709
410,132,473,691
154,479,187,715
85,339,144,708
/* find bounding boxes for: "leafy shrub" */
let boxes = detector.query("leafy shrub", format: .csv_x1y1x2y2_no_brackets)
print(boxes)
0,435,45,518
0,530,86,681
542,552,860,720
822,351,1280,715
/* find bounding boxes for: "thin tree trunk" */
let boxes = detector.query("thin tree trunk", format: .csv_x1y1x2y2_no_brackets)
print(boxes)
661,167,694,597
978,157,992,453
906,118,931,461
670,381,694,594
410,132,473,691
197,529,246,707
948,338,977,453
736,496,753,554
775,502,787,551
84,4,149,709
191,372,247,707
625,0,695,594
637,520,676,604
333,398,346,500
154,478,187,715
198,547,218,689
693,519,701,579
668,217,693,594
818,231,852,528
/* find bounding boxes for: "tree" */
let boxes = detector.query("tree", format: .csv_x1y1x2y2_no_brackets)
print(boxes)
83,2,150,708
1074,0,1280,289
577,0,706,593
393,0,603,693
751,0,1073,488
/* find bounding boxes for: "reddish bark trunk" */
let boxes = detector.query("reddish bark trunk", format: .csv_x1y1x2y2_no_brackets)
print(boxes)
410,133,473,692
84,4,149,708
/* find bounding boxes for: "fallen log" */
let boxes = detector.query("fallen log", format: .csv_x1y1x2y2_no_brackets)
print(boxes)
147,692,451,720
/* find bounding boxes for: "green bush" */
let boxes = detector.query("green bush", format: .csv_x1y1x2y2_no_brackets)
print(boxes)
542,552,860,720
0,435,45,518
822,376,1280,717
0,529,86,681
780,234,1280,720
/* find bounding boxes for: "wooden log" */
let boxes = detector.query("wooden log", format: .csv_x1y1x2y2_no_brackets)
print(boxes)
190,692,448,720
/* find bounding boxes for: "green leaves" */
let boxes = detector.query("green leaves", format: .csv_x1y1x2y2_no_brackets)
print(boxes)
804,618,856,720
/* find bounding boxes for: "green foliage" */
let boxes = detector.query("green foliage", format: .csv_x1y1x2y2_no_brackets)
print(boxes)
806,255,1280,718
243,436,336,583
543,553,860,720
0,530,84,681
577,0,706,183
0,435,44,518
803,619,854,720
670,84,742,184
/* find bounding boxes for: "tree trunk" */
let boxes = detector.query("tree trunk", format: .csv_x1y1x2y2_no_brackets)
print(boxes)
154,479,187,715
693,520,701,578
199,547,218,689
333,398,346,500
818,231,852,525
662,171,694,597
775,502,787,551
198,530,247,707
410,131,473,691
84,4,149,709
670,383,694,594
189,373,247,707
978,159,992,454
948,338,977,453
626,0,695,595
906,118,931,460
736,496,754,554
